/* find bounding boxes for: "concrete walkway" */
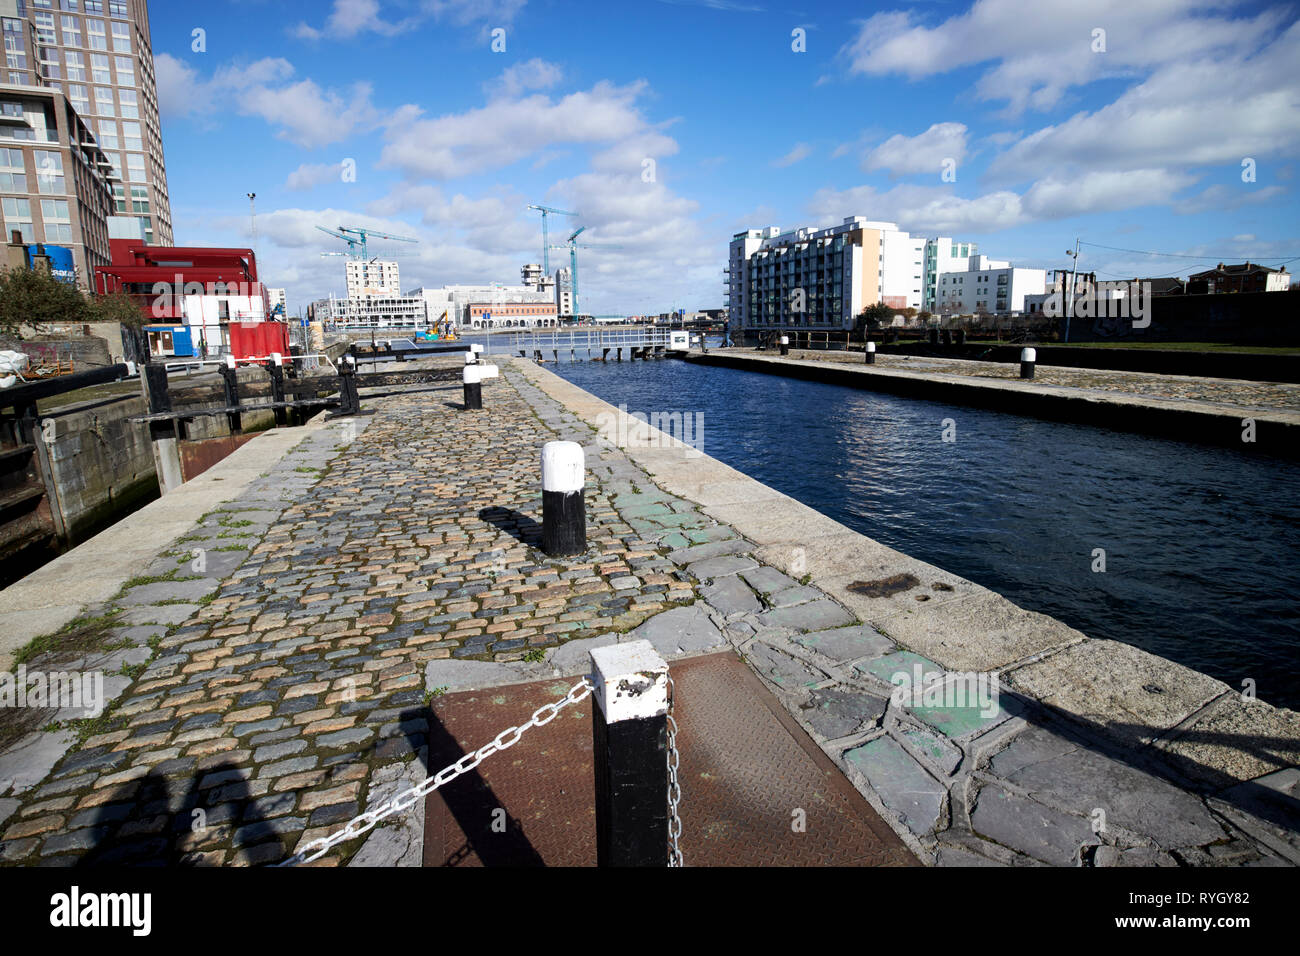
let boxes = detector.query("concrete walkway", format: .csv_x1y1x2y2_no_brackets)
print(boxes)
1,356,1296,867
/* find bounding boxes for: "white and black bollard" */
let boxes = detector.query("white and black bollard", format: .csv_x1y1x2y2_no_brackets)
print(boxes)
541,440,586,556
471,343,484,361
779,334,789,356
463,363,484,409
464,351,477,365
1020,347,1036,380
589,640,669,867
864,341,876,365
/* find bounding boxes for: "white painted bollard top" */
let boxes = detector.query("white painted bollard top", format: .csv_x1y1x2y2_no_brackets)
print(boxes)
589,640,668,722
866,342,876,352
463,364,484,384
1021,348,1036,362
542,440,584,493
471,344,484,354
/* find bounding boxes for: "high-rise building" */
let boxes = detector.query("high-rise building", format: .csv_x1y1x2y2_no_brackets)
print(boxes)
0,0,173,247
554,266,572,317
727,218,924,331
0,82,114,288
346,258,400,297
922,238,978,312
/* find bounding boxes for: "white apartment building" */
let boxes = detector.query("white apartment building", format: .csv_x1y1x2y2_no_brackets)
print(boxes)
923,238,979,312
521,262,553,292
554,266,573,317
727,217,925,331
935,257,1046,316
346,258,400,298
311,293,424,330
267,286,286,315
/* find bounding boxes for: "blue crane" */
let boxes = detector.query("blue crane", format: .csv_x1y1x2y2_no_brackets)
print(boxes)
526,204,578,274
337,225,419,260
317,226,361,258
550,226,623,320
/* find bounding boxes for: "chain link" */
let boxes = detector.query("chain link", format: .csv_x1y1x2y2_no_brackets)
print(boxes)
666,675,683,867
276,678,593,867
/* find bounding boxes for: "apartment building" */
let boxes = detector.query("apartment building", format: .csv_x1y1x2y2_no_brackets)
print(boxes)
923,238,978,312
346,258,400,298
410,283,555,328
935,255,1046,316
466,300,558,329
0,81,113,287
553,266,572,317
727,217,924,331
1,0,172,246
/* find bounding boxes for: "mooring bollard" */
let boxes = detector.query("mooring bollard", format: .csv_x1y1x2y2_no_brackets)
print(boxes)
471,343,484,361
1020,347,1036,379
144,361,183,494
929,328,940,346
463,363,484,410
864,341,876,365
541,440,586,556
589,640,669,867
779,334,789,356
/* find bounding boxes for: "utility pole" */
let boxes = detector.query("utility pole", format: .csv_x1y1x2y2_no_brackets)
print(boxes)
1064,238,1080,343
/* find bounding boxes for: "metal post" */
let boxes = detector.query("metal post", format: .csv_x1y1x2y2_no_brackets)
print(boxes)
1020,347,1036,380
269,352,287,427
144,362,183,493
865,341,876,365
541,440,585,556
219,355,242,434
779,334,789,356
337,356,361,415
589,640,670,867
463,364,483,410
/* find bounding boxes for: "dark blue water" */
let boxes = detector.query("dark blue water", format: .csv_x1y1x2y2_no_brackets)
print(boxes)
551,356,1300,710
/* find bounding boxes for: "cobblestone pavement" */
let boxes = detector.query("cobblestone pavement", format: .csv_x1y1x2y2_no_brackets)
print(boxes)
2,358,1295,868
773,347,1300,412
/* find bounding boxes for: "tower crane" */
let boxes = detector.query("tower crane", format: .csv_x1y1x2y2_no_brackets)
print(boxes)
317,226,361,258
526,204,578,274
337,225,419,260
550,226,623,320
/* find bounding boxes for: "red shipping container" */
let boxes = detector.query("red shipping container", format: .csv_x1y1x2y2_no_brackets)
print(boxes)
228,321,291,362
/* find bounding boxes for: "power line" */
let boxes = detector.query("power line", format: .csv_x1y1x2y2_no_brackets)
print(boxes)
1079,239,1299,264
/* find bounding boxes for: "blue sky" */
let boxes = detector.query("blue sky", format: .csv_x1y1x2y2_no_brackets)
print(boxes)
151,0,1300,316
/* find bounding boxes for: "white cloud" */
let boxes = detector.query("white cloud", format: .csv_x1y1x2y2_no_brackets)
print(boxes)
773,143,812,168
1172,184,1287,215
485,58,563,100
863,122,967,177
840,0,1288,115
296,0,526,40
378,80,652,179
286,162,347,190
154,54,382,147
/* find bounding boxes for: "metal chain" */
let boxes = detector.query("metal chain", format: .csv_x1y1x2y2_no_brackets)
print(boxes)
276,678,594,867
666,675,683,867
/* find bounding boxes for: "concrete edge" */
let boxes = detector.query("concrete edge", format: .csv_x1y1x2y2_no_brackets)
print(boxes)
0,414,339,670
511,357,1300,785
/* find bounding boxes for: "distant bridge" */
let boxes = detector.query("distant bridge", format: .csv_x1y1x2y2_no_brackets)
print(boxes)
479,326,689,359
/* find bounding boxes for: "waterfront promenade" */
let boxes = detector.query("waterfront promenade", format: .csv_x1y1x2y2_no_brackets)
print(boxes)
0,356,1296,866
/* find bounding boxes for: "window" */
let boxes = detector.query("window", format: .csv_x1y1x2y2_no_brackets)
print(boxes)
3,196,33,242
67,82,89,113
87,18,106,49
96,120,116,148
34,149,64,193
85,0,103,11
111,181,124,212
94,85,113,115
110,20,129,52
64,50,84,80
108,0,126,14
118,88,137,118
91,52,109,83
0,147,25,191
61,15,81,46
121,120,140,150
34,12,56,44
60,1,81,11
130,184,148,213
114,54,133,85
3,18,26,71
125,151,143,182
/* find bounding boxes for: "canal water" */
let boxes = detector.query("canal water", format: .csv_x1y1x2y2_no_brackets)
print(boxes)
550,354,1300,710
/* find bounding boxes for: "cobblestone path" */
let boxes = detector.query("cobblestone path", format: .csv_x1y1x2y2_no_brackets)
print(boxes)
0,369,708,866
776,348,1300,412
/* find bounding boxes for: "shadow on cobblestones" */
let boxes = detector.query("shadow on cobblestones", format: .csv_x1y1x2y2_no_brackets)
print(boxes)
478,506,543,549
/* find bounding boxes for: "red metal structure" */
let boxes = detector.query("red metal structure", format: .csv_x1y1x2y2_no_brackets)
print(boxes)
94,241,285,360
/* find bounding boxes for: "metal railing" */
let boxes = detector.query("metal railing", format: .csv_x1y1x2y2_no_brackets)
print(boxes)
485,327,674,354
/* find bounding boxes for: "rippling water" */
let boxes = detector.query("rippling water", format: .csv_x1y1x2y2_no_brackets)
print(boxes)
550,355,1300,710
